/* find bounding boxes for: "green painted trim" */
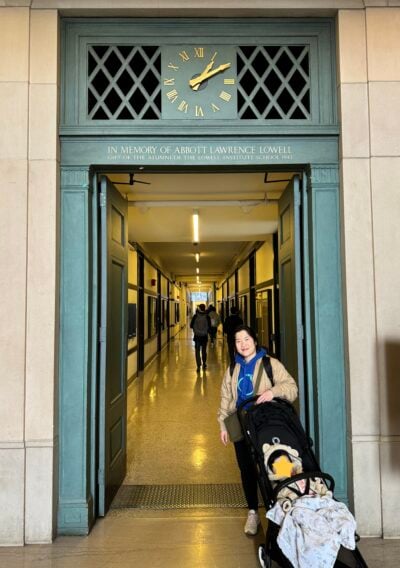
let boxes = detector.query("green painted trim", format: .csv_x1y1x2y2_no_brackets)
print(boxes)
61,17,337,136
301,171,315,444
60,136,338,167
58,496,94,536
58,166,96,534
61,125,340,137
57,16,349,526
308,164,347,503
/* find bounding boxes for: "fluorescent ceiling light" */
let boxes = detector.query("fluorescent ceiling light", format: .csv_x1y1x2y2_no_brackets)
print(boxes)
195,253,200,263
192,210,199,243
196,267,199,274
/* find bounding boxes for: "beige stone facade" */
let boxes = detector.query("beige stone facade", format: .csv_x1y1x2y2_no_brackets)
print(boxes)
0,0,399,546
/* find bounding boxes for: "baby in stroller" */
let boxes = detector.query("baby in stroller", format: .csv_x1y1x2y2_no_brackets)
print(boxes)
240,398,368,568
263,442,332,511
262,440,356,568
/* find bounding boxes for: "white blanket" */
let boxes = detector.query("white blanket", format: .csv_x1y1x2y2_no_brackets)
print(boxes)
266,495,356,568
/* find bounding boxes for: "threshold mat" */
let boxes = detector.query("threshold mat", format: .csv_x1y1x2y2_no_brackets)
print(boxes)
111,483,247,510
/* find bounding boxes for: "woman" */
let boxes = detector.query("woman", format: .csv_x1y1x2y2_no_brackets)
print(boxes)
218,325,298,535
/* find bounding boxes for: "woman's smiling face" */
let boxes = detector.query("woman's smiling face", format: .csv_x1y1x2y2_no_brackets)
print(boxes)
235,330,257,361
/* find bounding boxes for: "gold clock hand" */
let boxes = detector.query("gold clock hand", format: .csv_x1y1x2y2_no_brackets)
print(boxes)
190,53,217,91
189,62,231,90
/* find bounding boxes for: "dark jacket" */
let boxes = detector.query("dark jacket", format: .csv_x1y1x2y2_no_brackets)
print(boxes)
190,310,211,336
223,314,243,339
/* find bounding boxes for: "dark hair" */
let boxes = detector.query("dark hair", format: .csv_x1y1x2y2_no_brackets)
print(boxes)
233,324,258,351
198,303,206,311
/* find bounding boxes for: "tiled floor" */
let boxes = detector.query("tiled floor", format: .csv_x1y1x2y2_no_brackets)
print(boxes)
125,331,240,485
1,331,399,567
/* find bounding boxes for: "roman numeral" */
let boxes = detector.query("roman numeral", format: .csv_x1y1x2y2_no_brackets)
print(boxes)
194,47,204,58
168,62,179,71
166,89,178,103
179,51,190,62
211,103,220,112
178,100,189,113
219,90,232,102
163,78,175,86
224,78,235,85
195,105,204,117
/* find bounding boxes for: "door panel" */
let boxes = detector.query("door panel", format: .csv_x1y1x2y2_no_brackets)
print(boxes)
278,175,305,423
98,175,128,516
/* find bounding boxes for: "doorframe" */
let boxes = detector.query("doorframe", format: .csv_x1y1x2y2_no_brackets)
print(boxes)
58,150,346,535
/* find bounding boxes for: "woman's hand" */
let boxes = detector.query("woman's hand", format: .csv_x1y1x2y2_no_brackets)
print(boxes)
256,389,274,404
220,431,229,446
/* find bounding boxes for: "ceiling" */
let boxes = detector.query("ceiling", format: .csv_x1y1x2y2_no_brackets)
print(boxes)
107,170,298,290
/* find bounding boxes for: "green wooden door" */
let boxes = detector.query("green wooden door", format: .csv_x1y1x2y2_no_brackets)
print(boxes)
98,175,128,515
278,175,306,423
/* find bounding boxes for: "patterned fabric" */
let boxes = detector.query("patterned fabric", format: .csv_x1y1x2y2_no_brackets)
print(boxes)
267,496,356,568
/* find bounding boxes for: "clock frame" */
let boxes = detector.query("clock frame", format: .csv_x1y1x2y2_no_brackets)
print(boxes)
161,45,237,119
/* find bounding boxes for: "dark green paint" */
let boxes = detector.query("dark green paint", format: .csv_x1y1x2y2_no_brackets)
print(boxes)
278,176,306,424
58,167,95,535
307,164,347,502
58,17,349,535
61,18,337,137
98,176,128,515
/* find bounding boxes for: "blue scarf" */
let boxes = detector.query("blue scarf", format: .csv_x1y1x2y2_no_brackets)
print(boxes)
235,347,267,408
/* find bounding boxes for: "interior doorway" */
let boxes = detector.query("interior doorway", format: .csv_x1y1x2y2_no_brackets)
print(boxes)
95,167,307,515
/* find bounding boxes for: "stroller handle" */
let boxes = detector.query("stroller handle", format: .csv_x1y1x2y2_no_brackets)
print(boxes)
237,395,294,414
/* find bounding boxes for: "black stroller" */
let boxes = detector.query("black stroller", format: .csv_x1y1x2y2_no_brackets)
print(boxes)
237,397,368,568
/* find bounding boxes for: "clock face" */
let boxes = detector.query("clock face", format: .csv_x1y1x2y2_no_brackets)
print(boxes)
161,45,237,119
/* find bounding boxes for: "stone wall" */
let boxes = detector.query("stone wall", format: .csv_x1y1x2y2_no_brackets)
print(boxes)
337,7,400,537
0,7,59,545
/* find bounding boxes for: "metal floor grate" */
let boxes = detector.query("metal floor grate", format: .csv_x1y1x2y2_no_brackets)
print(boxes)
111,483,247,510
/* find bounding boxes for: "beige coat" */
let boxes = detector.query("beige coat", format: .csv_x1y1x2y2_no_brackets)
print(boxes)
217,357,298,432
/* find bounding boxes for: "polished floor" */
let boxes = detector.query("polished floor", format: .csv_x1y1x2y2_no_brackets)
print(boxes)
125,330,240,485
1,330,399,567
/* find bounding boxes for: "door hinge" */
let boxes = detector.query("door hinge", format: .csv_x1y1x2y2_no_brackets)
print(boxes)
99,193,106,207
99,326,106,343
98,468,104,485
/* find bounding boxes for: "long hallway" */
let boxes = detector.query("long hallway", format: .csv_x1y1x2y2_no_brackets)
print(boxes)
125,328,239,486
1,331,399,567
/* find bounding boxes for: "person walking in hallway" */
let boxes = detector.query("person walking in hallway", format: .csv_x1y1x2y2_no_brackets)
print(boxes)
218,325,298,536
223,305,243,365
207,304,221,346
190,303,211,372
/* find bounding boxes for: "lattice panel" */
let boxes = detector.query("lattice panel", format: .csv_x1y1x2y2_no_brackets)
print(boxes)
88,45,162,120
237,45,310,120
86,44,311,121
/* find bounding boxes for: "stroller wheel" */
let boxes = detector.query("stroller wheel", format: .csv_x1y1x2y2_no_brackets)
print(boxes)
258,545,271,568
